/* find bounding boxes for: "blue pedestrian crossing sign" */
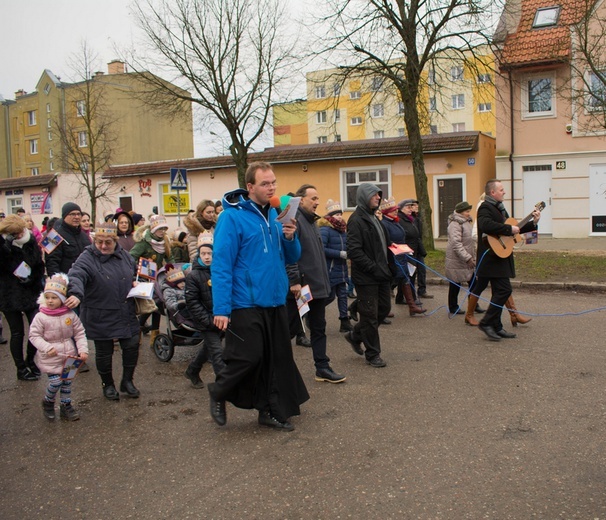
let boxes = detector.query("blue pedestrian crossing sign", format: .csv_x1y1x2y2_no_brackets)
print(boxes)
170,168,188,190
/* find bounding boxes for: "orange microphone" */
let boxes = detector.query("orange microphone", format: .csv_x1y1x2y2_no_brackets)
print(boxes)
269,196,281,209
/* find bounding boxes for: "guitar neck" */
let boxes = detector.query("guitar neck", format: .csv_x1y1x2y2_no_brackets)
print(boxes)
517,213,534,229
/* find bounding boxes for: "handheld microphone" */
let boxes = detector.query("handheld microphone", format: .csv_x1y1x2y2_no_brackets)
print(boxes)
269,196,281,209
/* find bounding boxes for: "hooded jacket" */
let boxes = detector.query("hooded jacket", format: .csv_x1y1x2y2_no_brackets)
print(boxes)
211,189,301,316
318,217,348,287
347,183,393,286
130,225,171,268
445,211,475,283
185,258,215,331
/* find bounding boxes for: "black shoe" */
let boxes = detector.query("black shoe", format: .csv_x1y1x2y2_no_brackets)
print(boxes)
418,292,434,299
474,304,486,314
209,389,226,426
395,299,405,305
339,318,354,332
120,380,140,398
348,302,358,322
449,309,465,316
140,325,151,335
315,367,346,384
60,403,80,421
366,356,387,368
17,367,38,381
344,331,364,356
103,384,120,400
381,318,392,325
258,411,295,431
27,363,41,377
184,368,205,389
42,399,55,420
295,334,311,348
478,323,501,342
496,329,517,339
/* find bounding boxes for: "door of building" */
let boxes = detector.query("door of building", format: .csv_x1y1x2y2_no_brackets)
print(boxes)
119,195,133,213
437,178,463,236
522,169,552,234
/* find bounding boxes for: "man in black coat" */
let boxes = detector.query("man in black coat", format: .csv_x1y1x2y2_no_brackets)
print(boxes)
474,180,540,341
345,183,393,367
45,202,91,277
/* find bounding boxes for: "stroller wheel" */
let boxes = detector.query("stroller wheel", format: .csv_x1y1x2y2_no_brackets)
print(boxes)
153,334,174,362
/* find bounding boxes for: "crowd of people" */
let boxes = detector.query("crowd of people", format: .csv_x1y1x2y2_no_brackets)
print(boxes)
0,170,537,429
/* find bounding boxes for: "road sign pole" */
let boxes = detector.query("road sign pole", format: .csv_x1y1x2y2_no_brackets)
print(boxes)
177,188,181,227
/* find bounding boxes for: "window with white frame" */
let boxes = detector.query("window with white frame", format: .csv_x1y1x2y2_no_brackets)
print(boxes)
430,125,438,134
477,73,491,84
522,74,555,117
46,103,51,113
50,162,54,171
373,130,385,139
452,122,466,132
370,76,383,92
49,149,53,158
350,90,361,100
317,135,328,144
478,102,492,112
316,110,327,124
428,69,436,85
451,66,464,81
31,167,40,176
372,104,384,118
315,85,326,99
76,100,86,117
7,197,23,214
78,131,88,147
343,167,390,209
48,132,52,141
398,102,405,115
335,134,341,142
44,83,51,95
398,127,406,137
452,94,465,109
350,116,362,125
334,109,341,122
522,164,553,172
587,70,606,110
47,119,52,128
29,139,38,154
27,110,36,126
333,84,341,97
533,6,560,28
429,97,437,112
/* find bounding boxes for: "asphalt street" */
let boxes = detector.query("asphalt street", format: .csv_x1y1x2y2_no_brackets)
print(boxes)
1,285,606,519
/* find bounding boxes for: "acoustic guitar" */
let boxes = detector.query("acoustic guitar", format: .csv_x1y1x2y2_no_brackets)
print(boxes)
486,201,546,258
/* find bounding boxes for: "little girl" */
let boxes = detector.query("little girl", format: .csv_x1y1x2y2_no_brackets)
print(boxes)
29,274,89,421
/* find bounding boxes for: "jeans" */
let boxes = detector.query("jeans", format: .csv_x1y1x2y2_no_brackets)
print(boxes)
326,283,349,320
4,308,38,370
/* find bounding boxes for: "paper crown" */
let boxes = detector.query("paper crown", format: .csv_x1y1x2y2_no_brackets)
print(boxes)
325,199,342,215
44,274,68,302
197,232,214,249
95,222,117,236
166,268,186,284
150,214,168,232
379,197,397,212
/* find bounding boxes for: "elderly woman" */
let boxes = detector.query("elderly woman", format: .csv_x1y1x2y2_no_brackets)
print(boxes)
183,199,216,261
0,215,46,380
66,222,141,400
114,211,136,252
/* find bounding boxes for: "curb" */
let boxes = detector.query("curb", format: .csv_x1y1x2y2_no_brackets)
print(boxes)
427,277,606,294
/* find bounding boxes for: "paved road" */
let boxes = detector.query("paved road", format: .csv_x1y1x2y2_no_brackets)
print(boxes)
1,286,605,519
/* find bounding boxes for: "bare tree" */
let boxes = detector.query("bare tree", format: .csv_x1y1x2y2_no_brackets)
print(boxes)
53,43,118,224
129,0,296,188
316,0,501,249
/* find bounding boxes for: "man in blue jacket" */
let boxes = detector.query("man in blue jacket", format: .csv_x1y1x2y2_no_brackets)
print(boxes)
208,162,309,431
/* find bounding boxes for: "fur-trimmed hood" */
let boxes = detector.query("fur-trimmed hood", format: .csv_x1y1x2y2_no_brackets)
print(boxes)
134,224,150,243
183,212,215,235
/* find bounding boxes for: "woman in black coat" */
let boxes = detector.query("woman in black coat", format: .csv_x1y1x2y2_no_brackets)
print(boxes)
0,215,46,380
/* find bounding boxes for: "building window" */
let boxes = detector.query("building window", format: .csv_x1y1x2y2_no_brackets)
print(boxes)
430,125,438,134
78,131,88,147
335,134,341,142
478,102,492,112
333,84,341,97
477,73,491,84
350,116,362,125
317,135,328,144
44,83,51,95
451,66,464,81
398,102,405,115
315,85,326,99
373,130,385,139
49,149,53,158
428,69,436,85
370,76,383,92
31,167,40,176
587,71,606,110
47,119,52,128
429,97,437,112
7,197,23,214
46,103,51,113
522,74,555,118
48,132,52,141
76,100,86,117
398,127,406,137
343,167,390,210
452,122,466,132
27,111,36,126
334,109,341,122
50,162,54,171
29,139,38,155
533,6,560,28
350,90,361,100
316,111,327,124
452,94,465,109
372,104,384,118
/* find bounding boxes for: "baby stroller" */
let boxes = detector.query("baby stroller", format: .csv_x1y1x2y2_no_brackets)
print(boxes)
151,263,202,362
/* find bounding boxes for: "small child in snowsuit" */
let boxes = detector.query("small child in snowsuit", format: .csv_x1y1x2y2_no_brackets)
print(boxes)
29,274,89,421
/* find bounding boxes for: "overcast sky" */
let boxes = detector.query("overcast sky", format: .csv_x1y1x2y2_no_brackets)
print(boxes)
0,0,310,156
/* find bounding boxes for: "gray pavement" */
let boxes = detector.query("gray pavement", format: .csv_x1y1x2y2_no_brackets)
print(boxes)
1,286,606,519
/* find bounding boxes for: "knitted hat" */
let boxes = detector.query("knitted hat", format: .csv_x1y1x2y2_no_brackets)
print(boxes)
398,198,418,209
455,201,472,213
166,267,186,286
95,222,117,236
172,228,187,243
325,199,342,216
62,202,82,219
150,214,168,233
44,274,68,303
132,213,144,225
197,232,214,250
379,197,397,214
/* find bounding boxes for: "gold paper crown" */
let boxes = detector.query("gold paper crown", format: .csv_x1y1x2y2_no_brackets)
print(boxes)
379,197,397,212
44,274,68,297
166,268,186,284
197,232,214,248
325,199,342,215
96,222,117,236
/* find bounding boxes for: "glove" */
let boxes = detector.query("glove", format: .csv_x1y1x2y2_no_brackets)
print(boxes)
339,251,347,259
177,300,186,310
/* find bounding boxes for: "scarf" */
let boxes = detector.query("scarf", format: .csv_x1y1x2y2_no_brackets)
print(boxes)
40,305,71,316
150,232,166,255
484,195,508,219
382,209,399,222
11,229,31,248
199,218,215,231
325,215,346,233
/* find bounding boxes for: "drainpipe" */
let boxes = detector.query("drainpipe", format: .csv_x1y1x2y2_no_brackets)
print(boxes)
508,70,515,214
2,101,12,177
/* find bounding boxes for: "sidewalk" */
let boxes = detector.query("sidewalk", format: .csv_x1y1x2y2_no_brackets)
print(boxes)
430,235,606,293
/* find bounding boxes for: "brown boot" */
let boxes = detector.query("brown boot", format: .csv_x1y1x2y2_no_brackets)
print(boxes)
149,329,159,347
403,284,426,316
465,295,480,326
506,296,532,327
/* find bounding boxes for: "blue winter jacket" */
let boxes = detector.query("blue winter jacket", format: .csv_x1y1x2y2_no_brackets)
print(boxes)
212,189,301,316
318,218,348,287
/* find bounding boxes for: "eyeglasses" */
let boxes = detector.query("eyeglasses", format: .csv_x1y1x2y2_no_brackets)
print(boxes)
258,180,278,188
67,212,82,217
94,239,115,246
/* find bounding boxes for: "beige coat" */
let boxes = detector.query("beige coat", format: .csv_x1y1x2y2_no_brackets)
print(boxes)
445,212,475,284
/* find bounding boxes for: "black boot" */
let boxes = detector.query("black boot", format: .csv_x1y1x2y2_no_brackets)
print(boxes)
339,317,354,332
120,366,140,398
100,372,120,400
348,300,359,322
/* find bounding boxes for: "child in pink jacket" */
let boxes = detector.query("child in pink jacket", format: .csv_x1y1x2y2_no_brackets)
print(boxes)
29,274,89,421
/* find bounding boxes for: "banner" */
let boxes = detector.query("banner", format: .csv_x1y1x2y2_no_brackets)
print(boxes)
30,192,52,215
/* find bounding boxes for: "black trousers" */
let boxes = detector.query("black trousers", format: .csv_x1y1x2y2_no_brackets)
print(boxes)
351,283,391,361
473,276,512,331
94,334,140,385
4,308,38,370
307,297,330,371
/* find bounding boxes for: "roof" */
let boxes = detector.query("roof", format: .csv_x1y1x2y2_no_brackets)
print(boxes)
104,132,484,179
498,0,591,69
0,173,58,190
